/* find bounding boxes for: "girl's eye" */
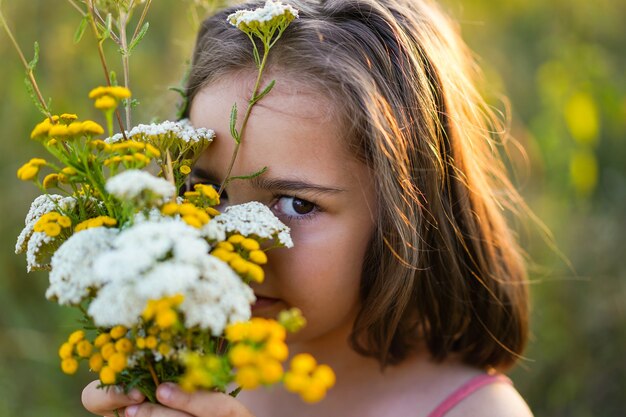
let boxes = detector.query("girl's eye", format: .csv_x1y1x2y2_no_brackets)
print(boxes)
274,196,317,219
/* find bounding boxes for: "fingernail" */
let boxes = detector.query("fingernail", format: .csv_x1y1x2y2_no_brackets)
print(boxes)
125,405,138,417
128,389,144,402
157,383,175,402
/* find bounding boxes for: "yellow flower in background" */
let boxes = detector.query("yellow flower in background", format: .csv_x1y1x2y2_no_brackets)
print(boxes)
570,149,598,196
564,92,600,146
89,85,132,112
94,95,117,111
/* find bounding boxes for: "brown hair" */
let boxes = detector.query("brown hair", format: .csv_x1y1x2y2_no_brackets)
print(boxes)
184,0,529,371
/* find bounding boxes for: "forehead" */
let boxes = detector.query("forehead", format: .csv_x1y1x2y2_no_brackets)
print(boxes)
188,73,357,182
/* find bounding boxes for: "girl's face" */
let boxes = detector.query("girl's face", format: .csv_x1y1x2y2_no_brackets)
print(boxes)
189,74,377,347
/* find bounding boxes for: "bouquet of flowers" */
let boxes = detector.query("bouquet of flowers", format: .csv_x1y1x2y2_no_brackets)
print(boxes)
4,0,334,406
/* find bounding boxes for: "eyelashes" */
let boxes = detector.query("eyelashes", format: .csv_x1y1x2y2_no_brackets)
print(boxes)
271,195,319,222
188,178,321,223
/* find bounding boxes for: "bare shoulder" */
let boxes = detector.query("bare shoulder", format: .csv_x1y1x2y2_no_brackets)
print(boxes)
445,380,534,417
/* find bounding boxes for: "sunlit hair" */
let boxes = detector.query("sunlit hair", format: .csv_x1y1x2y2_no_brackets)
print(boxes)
184,0,529,371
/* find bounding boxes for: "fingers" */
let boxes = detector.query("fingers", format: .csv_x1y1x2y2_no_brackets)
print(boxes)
154,383,255,417
125,402,192,417
81,380,145,417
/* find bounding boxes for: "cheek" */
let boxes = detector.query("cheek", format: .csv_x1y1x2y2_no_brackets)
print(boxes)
271,216,374,321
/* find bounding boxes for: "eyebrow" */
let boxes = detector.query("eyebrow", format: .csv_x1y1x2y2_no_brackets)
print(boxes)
191,167,346,195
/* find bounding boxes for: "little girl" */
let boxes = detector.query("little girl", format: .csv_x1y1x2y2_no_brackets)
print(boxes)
82,0,533,416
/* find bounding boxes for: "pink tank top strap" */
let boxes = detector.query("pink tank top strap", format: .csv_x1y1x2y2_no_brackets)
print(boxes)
427,373,513,417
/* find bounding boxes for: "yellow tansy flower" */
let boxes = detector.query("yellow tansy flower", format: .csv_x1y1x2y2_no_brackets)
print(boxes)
89,353,104,372
94,333,111,348
61,357,79,375
109,325,127,340
68,330,85,345
58,342,74,359
235,366,260,390
43,173,59,189
43,222,62,237
76,340,93,358
107,352,127,373
94,95,117,111
17,163,39,181
99,366,116,384
114,338,133,353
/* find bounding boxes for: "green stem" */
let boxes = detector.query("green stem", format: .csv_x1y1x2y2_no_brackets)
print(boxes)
218,43,271,195
131,0,152,41
86,0,128,140
65,0,86,16
118,8,132,129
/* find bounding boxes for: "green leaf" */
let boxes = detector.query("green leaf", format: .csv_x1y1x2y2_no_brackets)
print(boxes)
129,22,149,53
169,86,185,97
102,13,113,40
251,79,275,105
27,41,39,71
73,16,88,44
229,103,239,143
24,76,50,117
227,166,268,182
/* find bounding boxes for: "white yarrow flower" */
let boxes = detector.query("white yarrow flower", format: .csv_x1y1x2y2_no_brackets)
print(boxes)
16,194,76,254
89,219,254,333
17,194,79,272
47,227,118,305
105,170,175,206
214,201,293,247
228,1,298,30
107,119,214,144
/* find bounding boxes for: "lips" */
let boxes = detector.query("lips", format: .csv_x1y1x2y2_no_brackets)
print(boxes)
252,295,281,312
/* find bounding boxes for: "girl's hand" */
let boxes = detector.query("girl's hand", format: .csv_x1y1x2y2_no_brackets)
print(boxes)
82,380,146,417
124,383,255,417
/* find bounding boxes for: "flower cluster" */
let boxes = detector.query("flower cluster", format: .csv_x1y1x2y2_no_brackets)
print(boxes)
284,354,336,403
33,211,72,237
89,86,132,111
17,158,47,181
13,0,334,406
211,234,268,284
225,318,288,389
228,0,298,38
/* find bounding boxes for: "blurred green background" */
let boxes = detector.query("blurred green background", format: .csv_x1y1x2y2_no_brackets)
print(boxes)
0,1,624,416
